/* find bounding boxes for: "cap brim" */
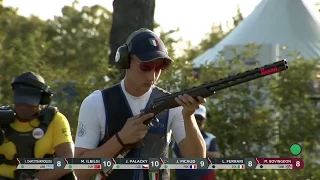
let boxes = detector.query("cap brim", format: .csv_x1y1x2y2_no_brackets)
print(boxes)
135,51,174,62
14,87,42,106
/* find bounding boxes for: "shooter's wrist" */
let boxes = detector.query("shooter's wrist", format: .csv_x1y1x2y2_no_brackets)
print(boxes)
116,131,126,147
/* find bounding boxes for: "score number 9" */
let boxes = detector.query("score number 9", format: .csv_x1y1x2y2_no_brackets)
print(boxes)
103,161,112,167
200,161,204,167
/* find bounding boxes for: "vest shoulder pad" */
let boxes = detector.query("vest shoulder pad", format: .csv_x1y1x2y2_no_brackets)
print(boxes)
38,106,58,123
100,83,120,95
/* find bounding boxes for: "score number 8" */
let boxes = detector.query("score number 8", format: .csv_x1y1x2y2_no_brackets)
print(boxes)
248,161,252,167
296,161,300,167
57,161,61,167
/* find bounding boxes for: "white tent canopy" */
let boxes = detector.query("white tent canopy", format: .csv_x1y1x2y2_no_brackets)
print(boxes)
193,0,320,67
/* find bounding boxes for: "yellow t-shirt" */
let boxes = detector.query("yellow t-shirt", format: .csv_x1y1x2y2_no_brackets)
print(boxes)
0,112,73,179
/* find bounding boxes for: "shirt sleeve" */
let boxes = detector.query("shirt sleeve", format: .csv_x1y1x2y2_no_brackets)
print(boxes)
51,112,74,148
74,91,102,149
208,137,218,152
170,106,186,145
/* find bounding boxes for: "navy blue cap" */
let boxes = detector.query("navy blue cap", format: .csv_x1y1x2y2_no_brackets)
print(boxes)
127,29,173,62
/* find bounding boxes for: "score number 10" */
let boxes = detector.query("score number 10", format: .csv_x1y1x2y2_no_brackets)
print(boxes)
103,161,112,167
151,161,160,167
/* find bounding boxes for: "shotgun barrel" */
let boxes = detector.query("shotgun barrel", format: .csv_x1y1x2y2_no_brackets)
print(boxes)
144,59,288,121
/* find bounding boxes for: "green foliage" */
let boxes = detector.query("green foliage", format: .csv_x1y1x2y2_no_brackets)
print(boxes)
42,3,118,133
201,56,320,180
0,3,119,138
0,5,50,105
0,2,319,179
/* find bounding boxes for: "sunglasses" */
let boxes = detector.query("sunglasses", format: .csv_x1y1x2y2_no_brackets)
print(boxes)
135,61,168,72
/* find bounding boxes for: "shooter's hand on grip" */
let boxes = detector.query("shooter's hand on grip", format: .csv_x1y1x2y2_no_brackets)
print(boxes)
118,113,154,145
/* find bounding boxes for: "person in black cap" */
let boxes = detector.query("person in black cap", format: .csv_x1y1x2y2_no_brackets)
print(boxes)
74,28,207,180
13,72,49,121
0,72,75,180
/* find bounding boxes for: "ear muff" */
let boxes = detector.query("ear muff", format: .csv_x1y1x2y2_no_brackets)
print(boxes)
115,44,130,69
11,76,53,105
115,28,155,69
39,91,52,105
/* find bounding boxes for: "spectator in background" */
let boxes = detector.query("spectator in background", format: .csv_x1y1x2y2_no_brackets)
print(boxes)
172,105,221,180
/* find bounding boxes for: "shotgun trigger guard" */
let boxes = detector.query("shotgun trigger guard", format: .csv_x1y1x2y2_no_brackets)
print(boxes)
149,117,163,128
146,118,155,128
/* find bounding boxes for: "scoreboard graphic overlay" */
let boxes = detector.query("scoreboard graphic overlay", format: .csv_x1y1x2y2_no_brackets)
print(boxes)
15,158,304,170
15,143,304,170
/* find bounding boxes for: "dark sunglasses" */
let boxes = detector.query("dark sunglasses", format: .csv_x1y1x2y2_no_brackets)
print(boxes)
135,61,168,72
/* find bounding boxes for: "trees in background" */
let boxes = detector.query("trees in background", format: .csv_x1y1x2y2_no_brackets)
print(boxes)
43,2,117,130
199,57,320,180
0,1,319,179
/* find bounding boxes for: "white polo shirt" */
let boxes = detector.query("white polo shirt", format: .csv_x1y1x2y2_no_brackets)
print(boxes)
75,80,186,149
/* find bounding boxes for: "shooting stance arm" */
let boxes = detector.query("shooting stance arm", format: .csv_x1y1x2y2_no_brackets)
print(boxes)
175,94,206,158
171,107,206,158
74,92,124,179
179,114,206,158
33,113,74,180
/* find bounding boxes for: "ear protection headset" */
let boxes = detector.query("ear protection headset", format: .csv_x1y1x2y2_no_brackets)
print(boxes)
115,28,155,69
11,74,53,105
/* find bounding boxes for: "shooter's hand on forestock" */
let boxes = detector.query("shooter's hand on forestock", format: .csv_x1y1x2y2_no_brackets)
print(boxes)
118,113,154,145
175,94,206,117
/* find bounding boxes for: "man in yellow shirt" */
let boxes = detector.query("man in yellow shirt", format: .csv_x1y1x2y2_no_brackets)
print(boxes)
0,72,75,180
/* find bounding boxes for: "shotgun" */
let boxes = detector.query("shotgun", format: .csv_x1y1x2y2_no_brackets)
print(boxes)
102,59,289,177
